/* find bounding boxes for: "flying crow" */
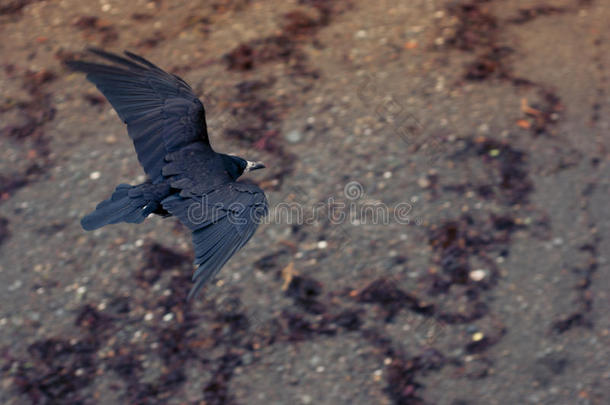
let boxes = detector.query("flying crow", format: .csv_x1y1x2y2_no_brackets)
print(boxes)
67,49,268,299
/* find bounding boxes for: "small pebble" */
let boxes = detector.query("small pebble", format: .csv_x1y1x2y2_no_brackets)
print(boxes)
552,237,563,246
8,280,22,291
89,171,101,180
285,130,303,144
470,269,486,281
418,177,431,188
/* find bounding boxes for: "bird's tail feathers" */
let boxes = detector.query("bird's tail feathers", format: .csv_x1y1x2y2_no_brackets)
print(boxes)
81,183,159,231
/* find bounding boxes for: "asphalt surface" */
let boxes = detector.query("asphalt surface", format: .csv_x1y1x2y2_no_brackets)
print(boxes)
1,1,609,404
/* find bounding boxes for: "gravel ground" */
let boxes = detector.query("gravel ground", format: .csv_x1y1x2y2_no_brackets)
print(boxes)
1,0,609,404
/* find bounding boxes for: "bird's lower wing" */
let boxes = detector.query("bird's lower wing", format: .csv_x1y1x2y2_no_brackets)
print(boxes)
161,182,268,299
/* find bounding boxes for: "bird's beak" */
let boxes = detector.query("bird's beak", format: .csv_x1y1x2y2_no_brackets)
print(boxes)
245,161,266,172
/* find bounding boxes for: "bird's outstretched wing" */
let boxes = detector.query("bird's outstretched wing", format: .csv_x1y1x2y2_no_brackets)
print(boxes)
161,145,268,299
162,182,268,299
65,48,209,179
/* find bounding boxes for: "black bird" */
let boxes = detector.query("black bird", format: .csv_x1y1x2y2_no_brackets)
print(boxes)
67,49,268,299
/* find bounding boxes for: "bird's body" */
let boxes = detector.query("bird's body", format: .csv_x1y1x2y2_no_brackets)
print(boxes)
67,49,268,299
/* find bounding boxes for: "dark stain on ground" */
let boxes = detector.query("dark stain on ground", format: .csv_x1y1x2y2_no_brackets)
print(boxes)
203,352,241,405
332,308,363,331
10,305,118,403
463,46,513,81
357,278,434,322
445,1,499,52
2,69,56,141
275,310,330,341
1,66,56,202
442,1,574,136
5,243,203,403
547,176,600,334
360,329,447,405
425,215,506,324
223,81,279,145
385,355,427,405
74,304,116,335
0,0,41,16
224,0,349,74
36,221,67,235
442,2,506,81
72,15,99,29
13,338,99,403
0,217,9,246
135,31,166,50
83,92,107,108
107,295,131,315
551,240,598,333
423,126,555,336
253,248,292,272
590,35,607,125
552,313,590,334
53,48,88,65
211,0,252,14
0,172,29,202
283,9,324,38
476,138,533,204
136,242,191,286
447,136,533,205
224,36,301,72
285,275,326,315
507,5,566,24
130,12,154,21
72,15,119,46
366,314,506,403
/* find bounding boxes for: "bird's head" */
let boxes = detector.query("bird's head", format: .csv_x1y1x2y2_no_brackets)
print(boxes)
221,154,265,180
